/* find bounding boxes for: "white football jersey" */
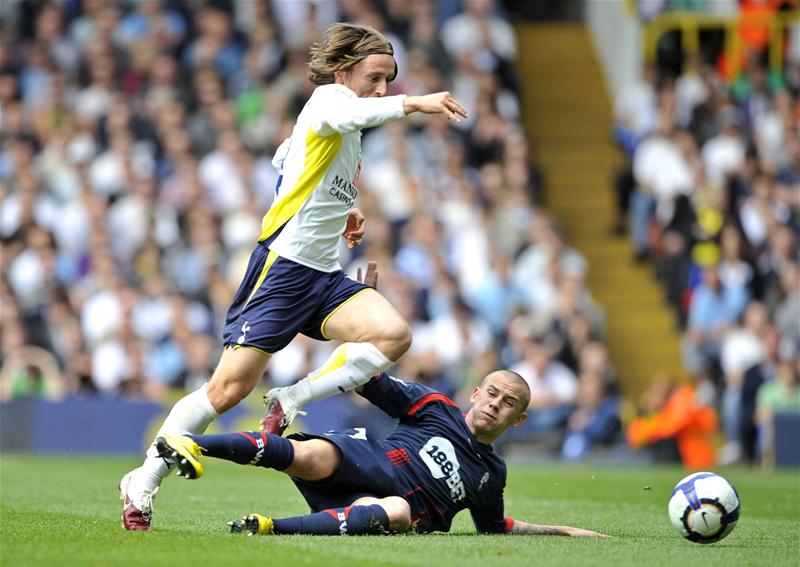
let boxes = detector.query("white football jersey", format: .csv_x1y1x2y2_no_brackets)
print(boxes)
261,84,406,272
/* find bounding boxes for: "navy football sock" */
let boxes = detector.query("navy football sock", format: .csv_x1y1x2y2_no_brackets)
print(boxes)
272,504,390,536
186,431,294,471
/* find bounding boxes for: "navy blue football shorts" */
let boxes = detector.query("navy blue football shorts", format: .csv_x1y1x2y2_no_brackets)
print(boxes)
221,241,371,354
287,429,401,512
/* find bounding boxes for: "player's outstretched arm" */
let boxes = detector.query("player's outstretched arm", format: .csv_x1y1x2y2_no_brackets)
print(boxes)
403,92,467,122
509,519,610,538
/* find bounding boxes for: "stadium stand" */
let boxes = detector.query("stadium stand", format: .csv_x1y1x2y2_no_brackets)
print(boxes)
1,0,796,468
611,0,799,467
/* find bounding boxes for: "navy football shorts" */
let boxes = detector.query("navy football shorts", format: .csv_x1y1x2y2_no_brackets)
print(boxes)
222,241,370,354
287,429,401,512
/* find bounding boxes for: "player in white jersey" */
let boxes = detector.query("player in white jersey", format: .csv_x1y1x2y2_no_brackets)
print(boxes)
121,22,467,531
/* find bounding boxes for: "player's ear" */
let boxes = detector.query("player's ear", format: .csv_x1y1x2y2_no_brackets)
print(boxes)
334,68,351,85
469,386,481,404
511,412,528,429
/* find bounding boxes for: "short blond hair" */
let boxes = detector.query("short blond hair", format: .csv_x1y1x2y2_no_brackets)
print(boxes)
308,23,396,86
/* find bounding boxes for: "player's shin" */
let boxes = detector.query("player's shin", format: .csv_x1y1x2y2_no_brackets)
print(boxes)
272,504,390,535
295,342,393,405
187,431,294,470
140,385,219,488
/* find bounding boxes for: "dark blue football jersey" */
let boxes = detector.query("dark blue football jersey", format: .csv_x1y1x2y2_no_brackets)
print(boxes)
359,373,509,534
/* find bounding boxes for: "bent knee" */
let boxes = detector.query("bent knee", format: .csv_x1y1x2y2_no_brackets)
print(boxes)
287,439,340,480
374,321,412,361
394,323,413,355
383,497,412,532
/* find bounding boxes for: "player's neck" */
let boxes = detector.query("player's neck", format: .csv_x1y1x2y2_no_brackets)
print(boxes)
464,411,497,446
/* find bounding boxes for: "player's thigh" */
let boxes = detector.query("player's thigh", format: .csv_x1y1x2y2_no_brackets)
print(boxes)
285,438,342,480
206,346,271,411
322,288,410,348
351,495,411,532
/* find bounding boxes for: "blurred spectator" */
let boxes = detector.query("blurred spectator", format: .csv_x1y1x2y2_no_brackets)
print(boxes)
755,356,800,467
465,250,522,337
675,55,710,130
681,263,750,380
717,301,768,465
513,216,588,314
612,63,660,234
182,4,244,79
753,89,793,171
776,130,800,186
197,129,251,215
758,225,797,308
359,124,416,233
0,344,68,401
510,334,578,433
717,223,755,297
630,94,695,261
772,262,800,355
560,367,621,462
740,324,783,463
627,374,718,469
441,0,517,78
114,0,187,51
738,173,780,252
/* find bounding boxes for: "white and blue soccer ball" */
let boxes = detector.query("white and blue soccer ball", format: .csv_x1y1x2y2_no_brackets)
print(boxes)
668,472,740,544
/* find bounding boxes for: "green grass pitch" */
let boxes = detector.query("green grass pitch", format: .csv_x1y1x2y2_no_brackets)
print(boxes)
1,454,798,566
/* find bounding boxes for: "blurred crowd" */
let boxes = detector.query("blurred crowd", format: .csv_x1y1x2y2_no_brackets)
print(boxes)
3,0,798,468
614,4,800,467
0,0,622,460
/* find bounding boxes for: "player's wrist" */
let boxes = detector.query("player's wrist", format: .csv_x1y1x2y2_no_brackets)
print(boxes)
402,95,418,115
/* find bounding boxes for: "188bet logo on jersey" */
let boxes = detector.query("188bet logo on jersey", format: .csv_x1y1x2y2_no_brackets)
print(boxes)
419,437,465,502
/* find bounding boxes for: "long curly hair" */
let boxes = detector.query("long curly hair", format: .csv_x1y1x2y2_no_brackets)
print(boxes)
307,23,396,86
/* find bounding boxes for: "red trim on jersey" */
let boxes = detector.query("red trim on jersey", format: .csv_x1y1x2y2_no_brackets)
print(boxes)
343,506,352,519
403,485,423,498
411,510,430,525
407,393,458,416
386,448,411,467
324,509,339,520
236,432,258,447
504,517,515,533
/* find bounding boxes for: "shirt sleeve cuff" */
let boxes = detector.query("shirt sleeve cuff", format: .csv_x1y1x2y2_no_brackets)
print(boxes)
386,94,406,120
504,517,515,533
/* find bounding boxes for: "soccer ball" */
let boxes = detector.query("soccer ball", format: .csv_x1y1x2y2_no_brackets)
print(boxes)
668,472,740,544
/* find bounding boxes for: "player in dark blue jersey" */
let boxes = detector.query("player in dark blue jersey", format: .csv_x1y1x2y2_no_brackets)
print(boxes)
155,370,607,537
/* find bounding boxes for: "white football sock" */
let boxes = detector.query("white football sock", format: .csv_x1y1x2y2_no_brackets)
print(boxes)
138,384,219,490
292,342,393,406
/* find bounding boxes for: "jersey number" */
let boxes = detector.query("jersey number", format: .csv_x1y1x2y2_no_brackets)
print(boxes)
419,437,466,502
348,428,367,441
